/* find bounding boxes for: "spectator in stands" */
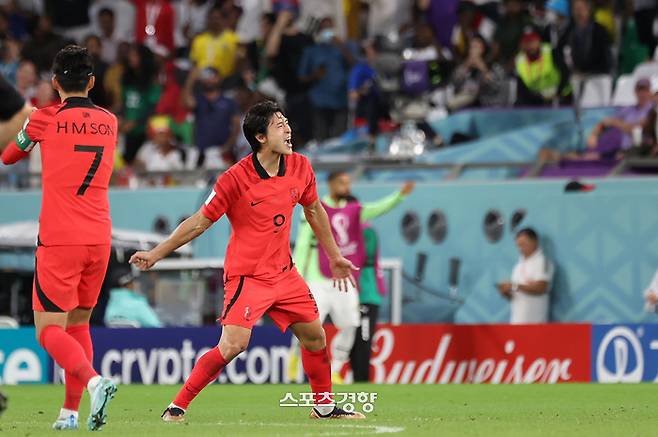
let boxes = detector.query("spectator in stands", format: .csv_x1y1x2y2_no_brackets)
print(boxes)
451,1,495,60
497,227,554,324
21,15,70,73
45,0,91,42
247,12,275,86
491,0,532,70
232,78,265,160
104,269,163,328
83,34,110,109
154,50,193,146
120,44,161,164
96,8,124,65
542,77,654,161
556,0,612,96
135,115,185,180
515,30,562,106
1,3,29,41
265,9,314,146
632,90,658,158
348,39,389,143
593,0,616,40
104,41,131,113
89,0,136,43
134,0,176,53
182,66,241,168
0,38,20,85
189,5,240,80
236,0,266,49
542,0,571,47
618,0,650,75
634,0,657,56
177,0,213,46
31,79,57,108
15,60,37,100
418,0,459,49
298,16,355,141
447,34,508,111
403,21,454,91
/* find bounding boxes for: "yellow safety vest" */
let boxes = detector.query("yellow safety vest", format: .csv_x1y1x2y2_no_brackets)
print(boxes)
515,44,561,99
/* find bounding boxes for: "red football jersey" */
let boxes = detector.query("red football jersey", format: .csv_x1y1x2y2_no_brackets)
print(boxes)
14,97,117,245
202,152,318,279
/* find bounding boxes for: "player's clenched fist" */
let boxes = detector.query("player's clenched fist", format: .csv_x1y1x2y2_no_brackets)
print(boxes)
129,250,159,271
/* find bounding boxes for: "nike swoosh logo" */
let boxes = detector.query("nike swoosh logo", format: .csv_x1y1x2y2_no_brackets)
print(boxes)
250,200,265,206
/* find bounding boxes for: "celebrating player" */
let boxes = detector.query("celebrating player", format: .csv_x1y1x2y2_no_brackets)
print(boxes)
129,101,366,421
0,46,118,431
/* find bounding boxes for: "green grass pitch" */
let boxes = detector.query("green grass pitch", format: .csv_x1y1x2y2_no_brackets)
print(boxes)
1,384,655,436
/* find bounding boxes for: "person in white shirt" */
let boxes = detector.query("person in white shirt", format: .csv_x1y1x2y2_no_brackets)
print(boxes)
497,228,554,324
135,115,185,185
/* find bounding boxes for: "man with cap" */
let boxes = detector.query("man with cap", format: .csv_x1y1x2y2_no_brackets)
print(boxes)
515,29,562,106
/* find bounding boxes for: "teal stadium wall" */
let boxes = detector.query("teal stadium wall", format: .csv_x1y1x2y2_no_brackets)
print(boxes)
1,178,657,324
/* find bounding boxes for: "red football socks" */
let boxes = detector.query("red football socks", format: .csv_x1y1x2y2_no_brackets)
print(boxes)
62,324,94,411
39,325,98,392
301,346,333,405
173,347,227,410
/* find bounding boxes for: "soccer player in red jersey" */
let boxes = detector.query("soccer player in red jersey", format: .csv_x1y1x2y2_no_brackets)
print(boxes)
130,101,366,421
0,46,119,431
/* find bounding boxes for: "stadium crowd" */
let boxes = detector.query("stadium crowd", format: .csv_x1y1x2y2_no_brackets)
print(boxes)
1,0,658,185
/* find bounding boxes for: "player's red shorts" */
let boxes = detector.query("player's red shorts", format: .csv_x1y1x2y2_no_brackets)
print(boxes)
33,244,111,312
220,268,320,331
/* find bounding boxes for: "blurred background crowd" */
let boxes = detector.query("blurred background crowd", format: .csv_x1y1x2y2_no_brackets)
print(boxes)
1,0,658,185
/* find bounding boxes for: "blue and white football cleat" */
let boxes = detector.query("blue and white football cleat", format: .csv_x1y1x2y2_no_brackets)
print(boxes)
87,378,117,431
52,414,79,430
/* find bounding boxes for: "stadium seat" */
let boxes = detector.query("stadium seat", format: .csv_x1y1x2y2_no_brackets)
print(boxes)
575,75,612,108
106,319,141,328
633,62,658,79
612,74,638,106
0,316,19,328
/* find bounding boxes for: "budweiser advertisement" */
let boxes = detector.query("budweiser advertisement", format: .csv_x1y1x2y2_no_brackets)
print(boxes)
327,324,592,384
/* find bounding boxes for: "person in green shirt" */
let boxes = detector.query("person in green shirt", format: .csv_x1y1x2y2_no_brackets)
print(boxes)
349,222,385,382
288,171,414,383
119,44,161,164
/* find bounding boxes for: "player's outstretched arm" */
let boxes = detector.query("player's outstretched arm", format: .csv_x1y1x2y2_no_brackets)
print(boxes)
129,209,213,270
303,199,358,292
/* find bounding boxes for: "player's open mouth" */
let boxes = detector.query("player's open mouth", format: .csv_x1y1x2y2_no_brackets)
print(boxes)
285,138,292,148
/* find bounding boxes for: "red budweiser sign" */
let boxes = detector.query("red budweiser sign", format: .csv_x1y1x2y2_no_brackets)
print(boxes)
326,324,592,384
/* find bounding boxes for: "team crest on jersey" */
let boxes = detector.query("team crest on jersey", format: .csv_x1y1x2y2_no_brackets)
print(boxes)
244,306,251,321
290,187,299,204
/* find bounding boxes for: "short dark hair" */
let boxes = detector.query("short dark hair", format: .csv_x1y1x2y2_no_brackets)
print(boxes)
52,45,94,93
98,7,114,18
242,100,283,152
516,227,538,241
262,12,276,26
327,170,348,182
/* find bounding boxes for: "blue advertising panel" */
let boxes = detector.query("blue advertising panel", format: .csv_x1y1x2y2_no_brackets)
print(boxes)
90,326,294,384
0,327,50,384
592,324,658,383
